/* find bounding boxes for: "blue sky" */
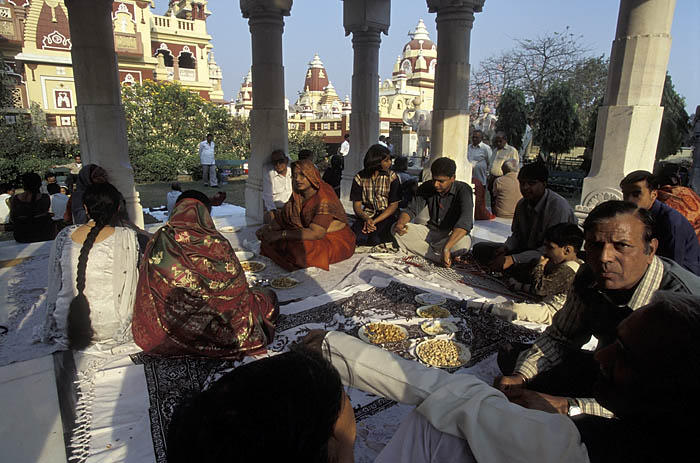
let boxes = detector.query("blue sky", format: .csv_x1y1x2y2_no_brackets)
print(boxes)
154,0,699,114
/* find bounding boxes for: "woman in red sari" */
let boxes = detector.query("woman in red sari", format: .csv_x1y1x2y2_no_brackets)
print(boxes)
258,159,355,271
132,191,278,358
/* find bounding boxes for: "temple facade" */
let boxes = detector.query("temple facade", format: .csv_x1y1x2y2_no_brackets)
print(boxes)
0,0,224,137
228,19,437,152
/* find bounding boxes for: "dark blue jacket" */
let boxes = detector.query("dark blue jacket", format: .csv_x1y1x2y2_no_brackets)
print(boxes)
650,200,700,276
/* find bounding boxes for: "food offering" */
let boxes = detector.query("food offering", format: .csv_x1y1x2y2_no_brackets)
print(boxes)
358,323,409,344
241,261,266,273
270,276,300,289
420,320,458,336
416,305,451,319
416,339,470,368
414,293,447,306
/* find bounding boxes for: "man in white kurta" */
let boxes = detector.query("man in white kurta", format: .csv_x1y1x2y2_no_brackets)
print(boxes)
199,133,217,187
262,150,293,223
467,129,492,186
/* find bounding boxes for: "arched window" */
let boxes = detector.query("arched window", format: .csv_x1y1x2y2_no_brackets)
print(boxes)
178,51,195,69
155,50,173,67
401,59,412,75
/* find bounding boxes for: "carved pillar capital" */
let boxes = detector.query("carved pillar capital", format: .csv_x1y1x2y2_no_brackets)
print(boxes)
342,0,390,37
240,0,292,19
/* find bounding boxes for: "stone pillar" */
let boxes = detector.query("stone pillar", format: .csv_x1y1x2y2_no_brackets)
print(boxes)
578,0,676,214
690,106,700,194
65,0,144,227
240,0,291,223
425,0,484,183
340,0,390,205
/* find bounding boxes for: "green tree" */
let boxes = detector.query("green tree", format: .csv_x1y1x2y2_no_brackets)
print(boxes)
288,129,327,161
656,73,689,160
535,82,580,168
566,56,608,145
121,80,248,182
495,88,527,150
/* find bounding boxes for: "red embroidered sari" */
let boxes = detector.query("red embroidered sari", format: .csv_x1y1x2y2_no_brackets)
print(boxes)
132,198,278,358
261,160,356,271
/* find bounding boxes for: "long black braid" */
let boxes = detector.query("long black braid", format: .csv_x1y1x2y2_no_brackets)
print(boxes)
67,182,121,349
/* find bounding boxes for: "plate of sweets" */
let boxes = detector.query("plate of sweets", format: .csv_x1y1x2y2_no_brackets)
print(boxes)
270,276,300,289
414,292,447,306
420,320,459,336
416,339,471,368
416,305,451,319
358,322,409,344
241,261,266,273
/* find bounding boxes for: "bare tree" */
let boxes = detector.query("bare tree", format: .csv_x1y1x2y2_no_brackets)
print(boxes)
470,28,591,122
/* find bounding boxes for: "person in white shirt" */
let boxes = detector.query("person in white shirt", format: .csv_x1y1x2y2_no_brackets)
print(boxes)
490,131,519,178
467,129,492,187
166,182,182,216
302,290,700,463
339,133,350,157
0,182,14,224
198,133,217,187
378,135,388,148
262,149,293,224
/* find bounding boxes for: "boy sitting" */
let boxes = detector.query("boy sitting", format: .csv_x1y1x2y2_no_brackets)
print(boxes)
481,223,583,325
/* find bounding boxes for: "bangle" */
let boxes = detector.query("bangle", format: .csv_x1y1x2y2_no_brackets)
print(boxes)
282,230,287,240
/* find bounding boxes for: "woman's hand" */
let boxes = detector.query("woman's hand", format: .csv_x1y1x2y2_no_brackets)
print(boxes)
362,218,376,234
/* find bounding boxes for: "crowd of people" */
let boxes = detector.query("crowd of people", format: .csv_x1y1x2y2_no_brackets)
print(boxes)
4,133,700,462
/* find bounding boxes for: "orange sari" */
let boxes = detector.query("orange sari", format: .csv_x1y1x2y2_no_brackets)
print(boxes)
658,185,700,244
261,160,356,271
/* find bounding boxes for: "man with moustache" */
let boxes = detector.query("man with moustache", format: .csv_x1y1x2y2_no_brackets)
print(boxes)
494,200,700,419
472,162,576,272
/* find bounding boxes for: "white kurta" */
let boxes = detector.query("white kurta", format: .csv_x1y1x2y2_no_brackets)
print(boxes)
199,140,216,165
324,331,590,463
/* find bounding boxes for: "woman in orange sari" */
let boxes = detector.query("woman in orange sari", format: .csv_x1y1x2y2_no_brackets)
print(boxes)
132,191,278,358
257,159,355,271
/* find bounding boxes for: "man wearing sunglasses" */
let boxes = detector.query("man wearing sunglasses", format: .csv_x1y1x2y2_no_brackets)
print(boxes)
262,149,293,224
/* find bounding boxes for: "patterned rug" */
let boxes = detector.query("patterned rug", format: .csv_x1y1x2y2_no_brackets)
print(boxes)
131,281,539,462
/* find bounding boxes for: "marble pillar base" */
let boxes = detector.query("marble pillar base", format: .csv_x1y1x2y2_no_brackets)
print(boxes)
245,108,288,223
579,104,663,214
424,109,471,183
75,104,143,228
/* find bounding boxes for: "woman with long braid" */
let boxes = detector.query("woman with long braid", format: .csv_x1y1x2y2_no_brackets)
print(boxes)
39,183,139,349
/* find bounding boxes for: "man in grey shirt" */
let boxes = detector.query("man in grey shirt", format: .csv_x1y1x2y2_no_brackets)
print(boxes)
392,157,474,267
473,162,576,272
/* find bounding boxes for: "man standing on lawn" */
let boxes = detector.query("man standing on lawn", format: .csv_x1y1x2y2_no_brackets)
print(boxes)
199,133,218,188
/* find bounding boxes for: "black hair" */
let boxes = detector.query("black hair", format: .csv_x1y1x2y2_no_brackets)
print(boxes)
583,200,655,253
21,172,42,196
175,189,212,212
167,345,344,463
393,156,408,172
0,182,13,194
45,171,56,180
655,168,680,188
430,157,456,178
206,133,213,138
298,149,314,161
47,183,60,195
330,154,343,169
359,144,391,178
544,222,584,250
344,133,349,139
171,181,182,192
67,182,122,349
620,170,657,190
518,162,549,183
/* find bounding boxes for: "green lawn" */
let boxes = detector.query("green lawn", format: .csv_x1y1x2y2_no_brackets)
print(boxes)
136,177,248,209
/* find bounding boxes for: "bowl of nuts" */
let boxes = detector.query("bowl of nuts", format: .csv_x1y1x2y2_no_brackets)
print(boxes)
358,322,409,344
416,338,470,368
416,305,451,319
420,320,458,336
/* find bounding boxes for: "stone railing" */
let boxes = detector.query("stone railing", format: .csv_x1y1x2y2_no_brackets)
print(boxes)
151,14,207,36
